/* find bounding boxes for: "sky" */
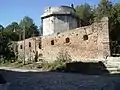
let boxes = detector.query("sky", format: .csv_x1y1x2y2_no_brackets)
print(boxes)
0,0,119,27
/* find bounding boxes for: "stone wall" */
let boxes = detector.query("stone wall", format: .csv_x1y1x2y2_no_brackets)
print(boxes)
54,15,78,33
17,37,42,61
17,17,110,62
42,16,54,35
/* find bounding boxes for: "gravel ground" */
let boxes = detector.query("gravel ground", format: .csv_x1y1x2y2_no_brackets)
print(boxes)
0,69,120,90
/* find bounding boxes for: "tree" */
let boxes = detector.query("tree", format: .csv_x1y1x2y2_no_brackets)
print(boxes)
75,3,94,26
0,23,20,60
94,0,113,21
0,16,40,61
0,29,14,60
93,0,120,41
0,25,4,31
113,3,120,23
110,3,120,40
19,16,33,28
19,16,39,39
5,22,21,41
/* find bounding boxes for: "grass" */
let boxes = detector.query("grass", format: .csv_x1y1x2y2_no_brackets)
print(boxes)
0,50,72,71
0,60,68,71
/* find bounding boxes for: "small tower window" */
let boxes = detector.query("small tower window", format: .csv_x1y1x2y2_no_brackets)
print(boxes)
83,35,88,40
29,42,31,47
39,42,41,49
57,32,60,35
20,45,22,49
51,40,54,45
66,37,70,43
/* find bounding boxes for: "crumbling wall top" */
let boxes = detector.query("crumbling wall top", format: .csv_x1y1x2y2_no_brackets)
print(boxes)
41,6,75,18
100,17,109,22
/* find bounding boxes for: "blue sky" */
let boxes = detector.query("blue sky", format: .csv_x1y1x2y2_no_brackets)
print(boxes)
0,0,119,27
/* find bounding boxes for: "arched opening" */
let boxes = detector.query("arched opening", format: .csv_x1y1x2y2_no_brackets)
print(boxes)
66,37,70,43
51,40,54,45
20,45,22,49
83,35,88,40
29,42,31,47
39,42,41,49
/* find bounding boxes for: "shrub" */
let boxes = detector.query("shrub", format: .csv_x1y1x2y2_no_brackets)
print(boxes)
40,50,72,71
56,49,72,63
40,61,52,70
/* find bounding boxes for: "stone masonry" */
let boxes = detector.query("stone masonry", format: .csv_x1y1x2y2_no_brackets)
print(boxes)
41,6,79,36
17,17,110,62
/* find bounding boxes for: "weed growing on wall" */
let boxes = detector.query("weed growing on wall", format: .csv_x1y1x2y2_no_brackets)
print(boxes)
56,49,72,63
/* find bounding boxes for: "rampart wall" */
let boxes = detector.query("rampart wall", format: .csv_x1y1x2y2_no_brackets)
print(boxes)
17,17,110,62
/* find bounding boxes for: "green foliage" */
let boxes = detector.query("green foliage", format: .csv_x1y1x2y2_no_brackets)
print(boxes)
20,16,34,28
75,0,120,41
1,0,120,62
94,0,113,21
108,3,120,41
75,3,94,26
114,3,120,23
0,25,4,31
19,16,39,39
0,30,14,60
56,49,72,63
5,22,21,41
0,16,40,61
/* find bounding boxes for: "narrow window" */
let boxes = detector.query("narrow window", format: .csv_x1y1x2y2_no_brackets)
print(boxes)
118,41,120,45
83,35,88,40
39,42,41,49
66,37,70,43
29,42,31,47
76,34,78,36
20,45,22,49
57,32,60,35
51,40,54,45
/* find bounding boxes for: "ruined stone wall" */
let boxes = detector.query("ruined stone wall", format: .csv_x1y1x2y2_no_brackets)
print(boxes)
17,37,42,61
17,17,110,62
41,6,75,18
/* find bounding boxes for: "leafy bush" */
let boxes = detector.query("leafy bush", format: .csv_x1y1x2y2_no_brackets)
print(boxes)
56,49,72,63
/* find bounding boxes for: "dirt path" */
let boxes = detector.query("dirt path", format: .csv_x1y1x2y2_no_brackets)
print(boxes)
0,67,41,72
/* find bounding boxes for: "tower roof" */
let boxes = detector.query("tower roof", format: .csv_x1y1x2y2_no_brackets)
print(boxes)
41,6,76,18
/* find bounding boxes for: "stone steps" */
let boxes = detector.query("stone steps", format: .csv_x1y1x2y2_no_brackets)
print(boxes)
107,57,120,62
105,64,120,69
107,67,118,71
106,64,118,68
106,67,120,74
104,57,120,74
